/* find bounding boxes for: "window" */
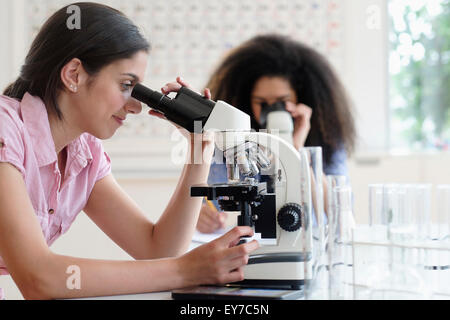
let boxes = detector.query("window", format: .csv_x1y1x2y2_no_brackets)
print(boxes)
389,0,450,151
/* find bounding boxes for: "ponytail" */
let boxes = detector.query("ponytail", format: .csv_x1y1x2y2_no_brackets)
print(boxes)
3,78,30,100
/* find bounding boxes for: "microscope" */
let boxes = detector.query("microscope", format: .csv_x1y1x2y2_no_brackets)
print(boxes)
259,101,294,146
132,84,313,289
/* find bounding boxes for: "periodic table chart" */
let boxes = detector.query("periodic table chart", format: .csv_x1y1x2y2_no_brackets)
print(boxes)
22,0,345,176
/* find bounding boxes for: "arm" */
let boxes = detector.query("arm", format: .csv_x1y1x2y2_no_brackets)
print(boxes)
0,162,183,299
84,155,212,259
84,77,215,258
0,163,258,300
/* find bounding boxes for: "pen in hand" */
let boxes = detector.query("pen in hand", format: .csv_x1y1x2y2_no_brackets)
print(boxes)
205,198,218,212
197,197,228,234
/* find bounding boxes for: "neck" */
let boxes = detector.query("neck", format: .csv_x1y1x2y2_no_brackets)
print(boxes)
48,114,80,154
49,94,83,154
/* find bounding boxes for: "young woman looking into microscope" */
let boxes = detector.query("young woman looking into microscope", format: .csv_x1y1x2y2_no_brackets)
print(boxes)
196,34,356,234
0,2,259,300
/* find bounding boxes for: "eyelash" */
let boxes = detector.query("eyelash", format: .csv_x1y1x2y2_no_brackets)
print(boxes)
121,83,133,92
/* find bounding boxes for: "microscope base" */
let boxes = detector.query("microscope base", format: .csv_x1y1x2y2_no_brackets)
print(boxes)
233,279,304,290
239,257,312,290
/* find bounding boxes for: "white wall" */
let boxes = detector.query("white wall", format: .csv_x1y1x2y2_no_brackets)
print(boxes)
0,0,390,154
341,0,389,153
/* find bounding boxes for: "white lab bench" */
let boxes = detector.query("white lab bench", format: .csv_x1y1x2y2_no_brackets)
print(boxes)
74,291,173,300
72,226,450,300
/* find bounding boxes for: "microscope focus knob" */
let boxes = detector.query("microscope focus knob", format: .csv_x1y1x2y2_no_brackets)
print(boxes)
277,203,303,232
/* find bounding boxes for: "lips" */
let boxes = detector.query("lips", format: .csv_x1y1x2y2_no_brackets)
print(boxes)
113,116,125,125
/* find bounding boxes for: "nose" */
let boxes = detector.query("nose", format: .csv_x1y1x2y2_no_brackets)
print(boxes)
124,98,143,115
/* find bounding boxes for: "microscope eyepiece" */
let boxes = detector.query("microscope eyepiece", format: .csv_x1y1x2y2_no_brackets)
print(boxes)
131,83,215,133
131,83,167,110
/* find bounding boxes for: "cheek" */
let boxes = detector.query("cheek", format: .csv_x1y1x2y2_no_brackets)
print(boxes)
100,89,127,114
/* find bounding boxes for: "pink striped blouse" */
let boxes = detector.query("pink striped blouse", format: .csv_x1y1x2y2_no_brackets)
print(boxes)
0,93,112,298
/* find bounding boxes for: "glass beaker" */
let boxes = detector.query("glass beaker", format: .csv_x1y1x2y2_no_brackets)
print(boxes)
364,184,431,300
434,185,450,296
301,147,327,299
327,178,355,300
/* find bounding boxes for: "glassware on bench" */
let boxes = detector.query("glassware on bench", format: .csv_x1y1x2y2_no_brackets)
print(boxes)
327,176,355,300
302,147,327,299
363,184,431,300
432,185,450,296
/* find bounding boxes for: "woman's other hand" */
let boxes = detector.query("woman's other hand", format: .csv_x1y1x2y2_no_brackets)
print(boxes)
285,102,313,150
178,226,259,286
196,204,228,234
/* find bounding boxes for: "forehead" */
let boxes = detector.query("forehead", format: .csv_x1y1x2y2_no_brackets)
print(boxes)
100,51,148,81
252,76,294,98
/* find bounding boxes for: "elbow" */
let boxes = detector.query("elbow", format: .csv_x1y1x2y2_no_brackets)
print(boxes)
15,253,60,300
21,286,52,301
18,271,55,300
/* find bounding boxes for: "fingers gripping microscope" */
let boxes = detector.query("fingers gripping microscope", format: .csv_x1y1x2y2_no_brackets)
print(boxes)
132,84,313,289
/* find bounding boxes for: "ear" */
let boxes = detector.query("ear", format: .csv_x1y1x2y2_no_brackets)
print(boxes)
60,58,88,93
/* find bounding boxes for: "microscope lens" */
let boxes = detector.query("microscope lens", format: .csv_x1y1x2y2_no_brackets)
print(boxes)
237,152,251,176
249,158,259,177
256,151,271,169
227,163,240,182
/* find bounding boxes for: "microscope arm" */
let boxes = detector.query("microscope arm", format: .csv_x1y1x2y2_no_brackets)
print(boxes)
243,132,313,252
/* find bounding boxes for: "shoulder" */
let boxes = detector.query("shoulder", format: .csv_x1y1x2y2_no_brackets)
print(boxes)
0,95,23,127
0,95,25,143
0,96,27,176
330,146,348,162
0,95,21,109
324,146,349,177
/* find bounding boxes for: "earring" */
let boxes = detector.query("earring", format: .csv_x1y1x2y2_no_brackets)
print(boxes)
69,84,77,92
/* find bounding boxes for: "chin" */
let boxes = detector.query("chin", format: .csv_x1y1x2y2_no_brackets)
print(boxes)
88,129,116,141
99,132,116,140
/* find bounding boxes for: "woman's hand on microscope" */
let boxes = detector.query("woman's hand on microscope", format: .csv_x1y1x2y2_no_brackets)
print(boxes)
148,77,211,131
177,226,259,286
150,77,215,164
285,101,313,150
196,204,229,234
148,76,212,126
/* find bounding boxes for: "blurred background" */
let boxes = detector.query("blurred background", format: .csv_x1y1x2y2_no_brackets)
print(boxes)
0,0,449,299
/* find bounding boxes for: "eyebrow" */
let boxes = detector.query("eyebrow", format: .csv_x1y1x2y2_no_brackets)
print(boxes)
121,73,141,83
252,94,291,100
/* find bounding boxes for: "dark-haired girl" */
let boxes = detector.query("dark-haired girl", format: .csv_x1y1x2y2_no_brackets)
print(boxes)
0,2,258,300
